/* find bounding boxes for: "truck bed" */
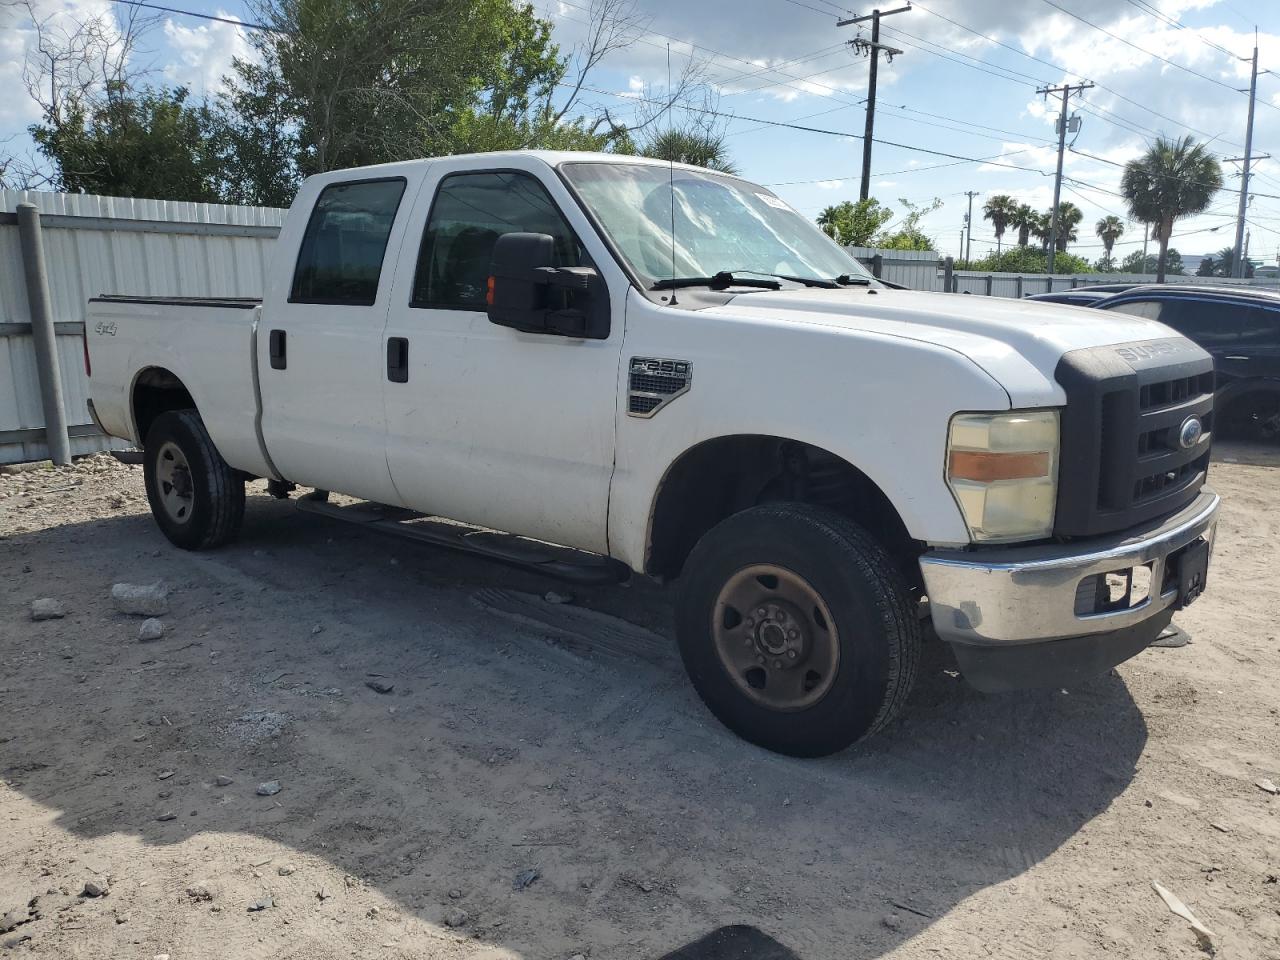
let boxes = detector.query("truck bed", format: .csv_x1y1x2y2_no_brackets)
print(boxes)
86,294,274,478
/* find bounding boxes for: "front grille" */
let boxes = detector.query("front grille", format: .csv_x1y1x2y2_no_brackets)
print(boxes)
1055,338,1214,537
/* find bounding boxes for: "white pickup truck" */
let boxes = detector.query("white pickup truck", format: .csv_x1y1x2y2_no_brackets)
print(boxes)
86,151,1219,756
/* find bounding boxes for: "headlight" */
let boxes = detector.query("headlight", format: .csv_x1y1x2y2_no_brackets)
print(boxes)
946,410,1059,543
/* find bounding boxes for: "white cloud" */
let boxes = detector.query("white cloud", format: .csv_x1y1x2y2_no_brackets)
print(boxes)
815,179,844,190
162,14,252,98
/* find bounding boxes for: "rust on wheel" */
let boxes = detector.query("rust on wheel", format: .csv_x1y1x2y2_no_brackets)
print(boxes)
711,564,839,711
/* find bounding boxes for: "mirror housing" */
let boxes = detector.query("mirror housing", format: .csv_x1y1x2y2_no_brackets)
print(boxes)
487,232,609,339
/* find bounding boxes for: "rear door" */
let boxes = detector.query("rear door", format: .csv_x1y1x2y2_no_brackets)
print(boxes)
379,157,626,554
258,174,418,503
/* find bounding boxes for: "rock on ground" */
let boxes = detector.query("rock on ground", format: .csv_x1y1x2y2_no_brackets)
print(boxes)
256,780,282,797
111,582,170,616
30,598,66,621
137,618,165,642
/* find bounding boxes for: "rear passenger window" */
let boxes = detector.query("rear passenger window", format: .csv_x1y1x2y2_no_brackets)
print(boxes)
412,172,586,310
1154,299,1239,347
290,179,406,305
1106,299,1161,320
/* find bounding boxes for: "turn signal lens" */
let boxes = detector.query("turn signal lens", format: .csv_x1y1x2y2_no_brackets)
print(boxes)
948,450,1051,482
946,410,1060,543
486,276,495,306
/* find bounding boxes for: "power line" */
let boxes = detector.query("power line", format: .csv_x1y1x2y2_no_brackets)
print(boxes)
1120,0,1243,60
1068,145,1280,201
901,0,1244,148
838,3,912,201
107,0,283,32
1036,0,1268,104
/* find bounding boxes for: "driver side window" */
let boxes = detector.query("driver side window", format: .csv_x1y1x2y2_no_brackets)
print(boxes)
411,172,587,310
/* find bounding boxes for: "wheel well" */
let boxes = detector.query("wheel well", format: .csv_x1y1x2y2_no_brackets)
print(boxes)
132,367,195,446
645,436,922,586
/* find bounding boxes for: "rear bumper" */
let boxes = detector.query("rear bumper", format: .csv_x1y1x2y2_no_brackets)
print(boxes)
919,488,1219,691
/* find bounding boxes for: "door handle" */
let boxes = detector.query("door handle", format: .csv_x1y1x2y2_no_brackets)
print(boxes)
269,329,286,370
387,336,409,383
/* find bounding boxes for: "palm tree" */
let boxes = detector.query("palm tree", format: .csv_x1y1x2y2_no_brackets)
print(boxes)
982,194,1016,254
1011,203,1036,247
1121,136,1223,282
1053,202,1083,252
641,129,738,174
1029,211,1052,251
1095,215,1125,267
1214,246,1237,276
817,205,842,240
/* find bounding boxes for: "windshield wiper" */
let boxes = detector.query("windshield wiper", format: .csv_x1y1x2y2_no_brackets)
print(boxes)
834,274,873,286
651,271,782,291
722,269,841,289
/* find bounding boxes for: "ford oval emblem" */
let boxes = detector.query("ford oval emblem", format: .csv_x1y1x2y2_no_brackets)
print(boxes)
1178,416,1204,449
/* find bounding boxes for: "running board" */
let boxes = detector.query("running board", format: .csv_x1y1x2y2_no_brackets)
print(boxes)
294,496,629,585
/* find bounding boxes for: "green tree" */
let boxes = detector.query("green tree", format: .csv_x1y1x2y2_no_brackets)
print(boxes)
639,128,737,173
968,247,1091,274
1095,215,1125,268
208,49,300,207
875,197,942,251
1052,201,1083,252
1010,203,1037,247
816,198,894,247
1028,210,1052,251
982,194,1016,254
1196,254,1217,277
1120,136,1222,282
31,85,222,201
1120,248,1185,275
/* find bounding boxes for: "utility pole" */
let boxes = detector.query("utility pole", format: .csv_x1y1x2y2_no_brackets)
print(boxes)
839,5,910,201
1232,44,1260,278
963,191,979,263
1037,81,1094,273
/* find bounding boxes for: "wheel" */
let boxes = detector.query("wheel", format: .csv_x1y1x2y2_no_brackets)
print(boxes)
143,409,245,550
675,503,920,757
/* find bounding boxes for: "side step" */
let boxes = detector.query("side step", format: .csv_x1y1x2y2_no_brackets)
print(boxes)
294,496,629,585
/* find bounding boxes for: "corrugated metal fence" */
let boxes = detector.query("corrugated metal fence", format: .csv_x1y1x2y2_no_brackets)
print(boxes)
846,245,1280,296
0,189,284,465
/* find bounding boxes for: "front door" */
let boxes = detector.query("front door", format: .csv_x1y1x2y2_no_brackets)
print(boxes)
258,174,417,505
380,158,626,554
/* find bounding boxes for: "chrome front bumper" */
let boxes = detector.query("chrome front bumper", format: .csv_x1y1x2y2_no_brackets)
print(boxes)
920,488,1220,650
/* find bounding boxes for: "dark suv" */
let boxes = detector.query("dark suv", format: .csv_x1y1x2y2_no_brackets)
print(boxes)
1095,285,1280,439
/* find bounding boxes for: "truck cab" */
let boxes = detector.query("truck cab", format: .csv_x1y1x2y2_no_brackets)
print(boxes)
86,151,1220,756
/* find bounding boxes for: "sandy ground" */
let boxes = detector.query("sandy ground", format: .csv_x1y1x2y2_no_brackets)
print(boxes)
1,448,1278,960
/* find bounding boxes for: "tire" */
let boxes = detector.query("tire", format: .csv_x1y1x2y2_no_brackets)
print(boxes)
143,409,245,550
675,503,920,757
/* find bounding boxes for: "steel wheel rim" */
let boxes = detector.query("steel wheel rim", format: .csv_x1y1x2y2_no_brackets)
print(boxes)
712,563,840,711
155,441,194,524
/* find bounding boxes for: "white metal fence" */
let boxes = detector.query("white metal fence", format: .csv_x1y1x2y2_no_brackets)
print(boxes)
846,244,1280,296
1,189,284,465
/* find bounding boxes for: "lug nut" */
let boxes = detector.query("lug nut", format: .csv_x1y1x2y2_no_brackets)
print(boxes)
745,618,755,627
787,650,797,659
757,655,765,664
757,608,767,617
744,637,752,646
773,660,782,669
788,629,799,639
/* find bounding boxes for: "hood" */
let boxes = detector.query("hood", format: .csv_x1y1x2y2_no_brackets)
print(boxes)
702,286,1177,407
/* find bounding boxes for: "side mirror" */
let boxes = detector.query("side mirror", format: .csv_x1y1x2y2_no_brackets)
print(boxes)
487,232,609,339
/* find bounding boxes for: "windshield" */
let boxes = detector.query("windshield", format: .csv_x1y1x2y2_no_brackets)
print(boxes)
559,161,874,289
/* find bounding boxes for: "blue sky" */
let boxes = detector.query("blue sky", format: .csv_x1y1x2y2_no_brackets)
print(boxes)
4,0,1279,264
